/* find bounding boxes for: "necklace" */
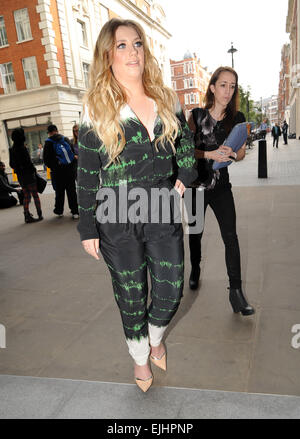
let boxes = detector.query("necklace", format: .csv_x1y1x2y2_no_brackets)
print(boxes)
209,108,225,122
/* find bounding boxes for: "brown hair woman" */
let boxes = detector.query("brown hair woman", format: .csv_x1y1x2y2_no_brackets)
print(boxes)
188,66,255,316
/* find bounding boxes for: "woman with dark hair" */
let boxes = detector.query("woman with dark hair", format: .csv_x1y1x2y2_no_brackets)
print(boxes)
9,128,43,223
188,66,255,316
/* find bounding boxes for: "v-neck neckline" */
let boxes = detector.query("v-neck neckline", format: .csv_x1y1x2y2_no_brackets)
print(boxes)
124,100,157,142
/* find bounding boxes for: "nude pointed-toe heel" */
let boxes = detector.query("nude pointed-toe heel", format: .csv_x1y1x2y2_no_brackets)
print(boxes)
150,350,167,371
135,375,153,393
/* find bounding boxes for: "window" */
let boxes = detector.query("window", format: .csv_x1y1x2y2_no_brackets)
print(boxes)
77,20,88,47
0,62,17,94
22,56,40,89
0,16,8,47
14,8,32,42
188,62,195,73
82,62,90,88
184,94,189,105
172,81,176,90
189,78,194,88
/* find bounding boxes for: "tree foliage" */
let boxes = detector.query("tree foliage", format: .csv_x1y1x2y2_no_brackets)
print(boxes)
239,85,268,127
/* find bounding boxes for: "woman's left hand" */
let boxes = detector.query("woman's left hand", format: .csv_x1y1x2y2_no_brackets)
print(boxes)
175,179,186,197
219,145,233,156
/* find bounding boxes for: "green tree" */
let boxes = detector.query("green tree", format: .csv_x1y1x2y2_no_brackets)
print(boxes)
239,85,256,122
239,85,269,128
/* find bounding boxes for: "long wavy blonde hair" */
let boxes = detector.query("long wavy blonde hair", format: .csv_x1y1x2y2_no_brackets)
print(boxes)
84,18,179,163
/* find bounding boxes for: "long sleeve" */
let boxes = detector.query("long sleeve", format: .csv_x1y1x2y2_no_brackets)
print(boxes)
77,122,102,241
9,146,35,175
43,140,57,170
175,104,198,187
0,175,18,194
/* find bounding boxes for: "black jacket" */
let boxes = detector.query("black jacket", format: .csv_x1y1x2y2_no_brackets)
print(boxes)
77,103,197,241
9,145,36,187
272,126,282,137
0,171,19,200
191,108,246,189
44,134,73,171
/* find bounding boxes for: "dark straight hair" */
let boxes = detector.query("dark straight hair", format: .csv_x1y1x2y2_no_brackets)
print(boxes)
204,66,239,135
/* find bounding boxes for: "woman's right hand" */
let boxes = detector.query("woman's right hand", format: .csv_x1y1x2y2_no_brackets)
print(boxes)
82,238,100,260
207,147,231,163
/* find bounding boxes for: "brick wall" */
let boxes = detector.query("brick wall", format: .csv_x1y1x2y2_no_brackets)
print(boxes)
0,0,50,94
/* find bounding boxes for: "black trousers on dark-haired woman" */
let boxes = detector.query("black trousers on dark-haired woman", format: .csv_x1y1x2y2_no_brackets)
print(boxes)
189,185,255,316
189,186,242,288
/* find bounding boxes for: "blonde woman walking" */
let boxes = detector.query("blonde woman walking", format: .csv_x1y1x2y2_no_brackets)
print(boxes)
77,19,197,392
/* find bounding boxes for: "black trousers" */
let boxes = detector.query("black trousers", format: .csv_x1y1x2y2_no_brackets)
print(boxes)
51,165,78,215
283,133,288,144
273,136,279,148
189,186,242,289
97,222,184,342
0,196,17,208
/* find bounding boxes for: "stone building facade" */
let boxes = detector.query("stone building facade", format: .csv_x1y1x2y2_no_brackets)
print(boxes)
0,0,170,166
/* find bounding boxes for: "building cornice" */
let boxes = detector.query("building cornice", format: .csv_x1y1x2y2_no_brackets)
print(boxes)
0,84,85,118
116,0,172,38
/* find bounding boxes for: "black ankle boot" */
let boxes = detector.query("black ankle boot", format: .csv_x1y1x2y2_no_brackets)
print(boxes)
189,266,200,290
24,212,38,223
37,211,43,221
229,288,255,316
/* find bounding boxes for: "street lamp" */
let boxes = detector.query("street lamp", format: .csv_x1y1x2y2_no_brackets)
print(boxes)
227,42,237,69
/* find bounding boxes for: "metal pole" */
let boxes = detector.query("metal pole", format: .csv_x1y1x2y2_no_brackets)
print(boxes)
228,43,237,69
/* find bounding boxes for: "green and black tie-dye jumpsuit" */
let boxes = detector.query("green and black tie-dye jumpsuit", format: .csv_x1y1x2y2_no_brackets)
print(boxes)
77,102,197,366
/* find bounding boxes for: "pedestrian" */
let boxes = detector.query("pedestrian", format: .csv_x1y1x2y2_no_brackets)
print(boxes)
77,18,197,392
43,124,79,219
37,143,47,171
260,120,268,139
9,128,43,223
0,161,24,208
282,120,288,145
271,123,281,148
188,66,255,317
70,124,79,180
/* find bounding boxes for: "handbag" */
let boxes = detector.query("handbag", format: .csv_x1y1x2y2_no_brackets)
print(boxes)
190,108,219,190
36,173,47,193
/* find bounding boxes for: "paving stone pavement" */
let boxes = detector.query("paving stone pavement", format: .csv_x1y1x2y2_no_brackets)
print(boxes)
1,135,300,419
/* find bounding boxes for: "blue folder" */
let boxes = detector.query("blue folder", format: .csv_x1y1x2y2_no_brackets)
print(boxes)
212,122,248,170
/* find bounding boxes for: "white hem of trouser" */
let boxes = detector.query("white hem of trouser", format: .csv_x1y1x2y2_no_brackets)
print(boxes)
148,323,166,348
126,336,150,366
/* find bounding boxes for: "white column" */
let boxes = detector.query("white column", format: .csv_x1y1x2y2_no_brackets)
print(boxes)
36,0,62,85
56,0,75,86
